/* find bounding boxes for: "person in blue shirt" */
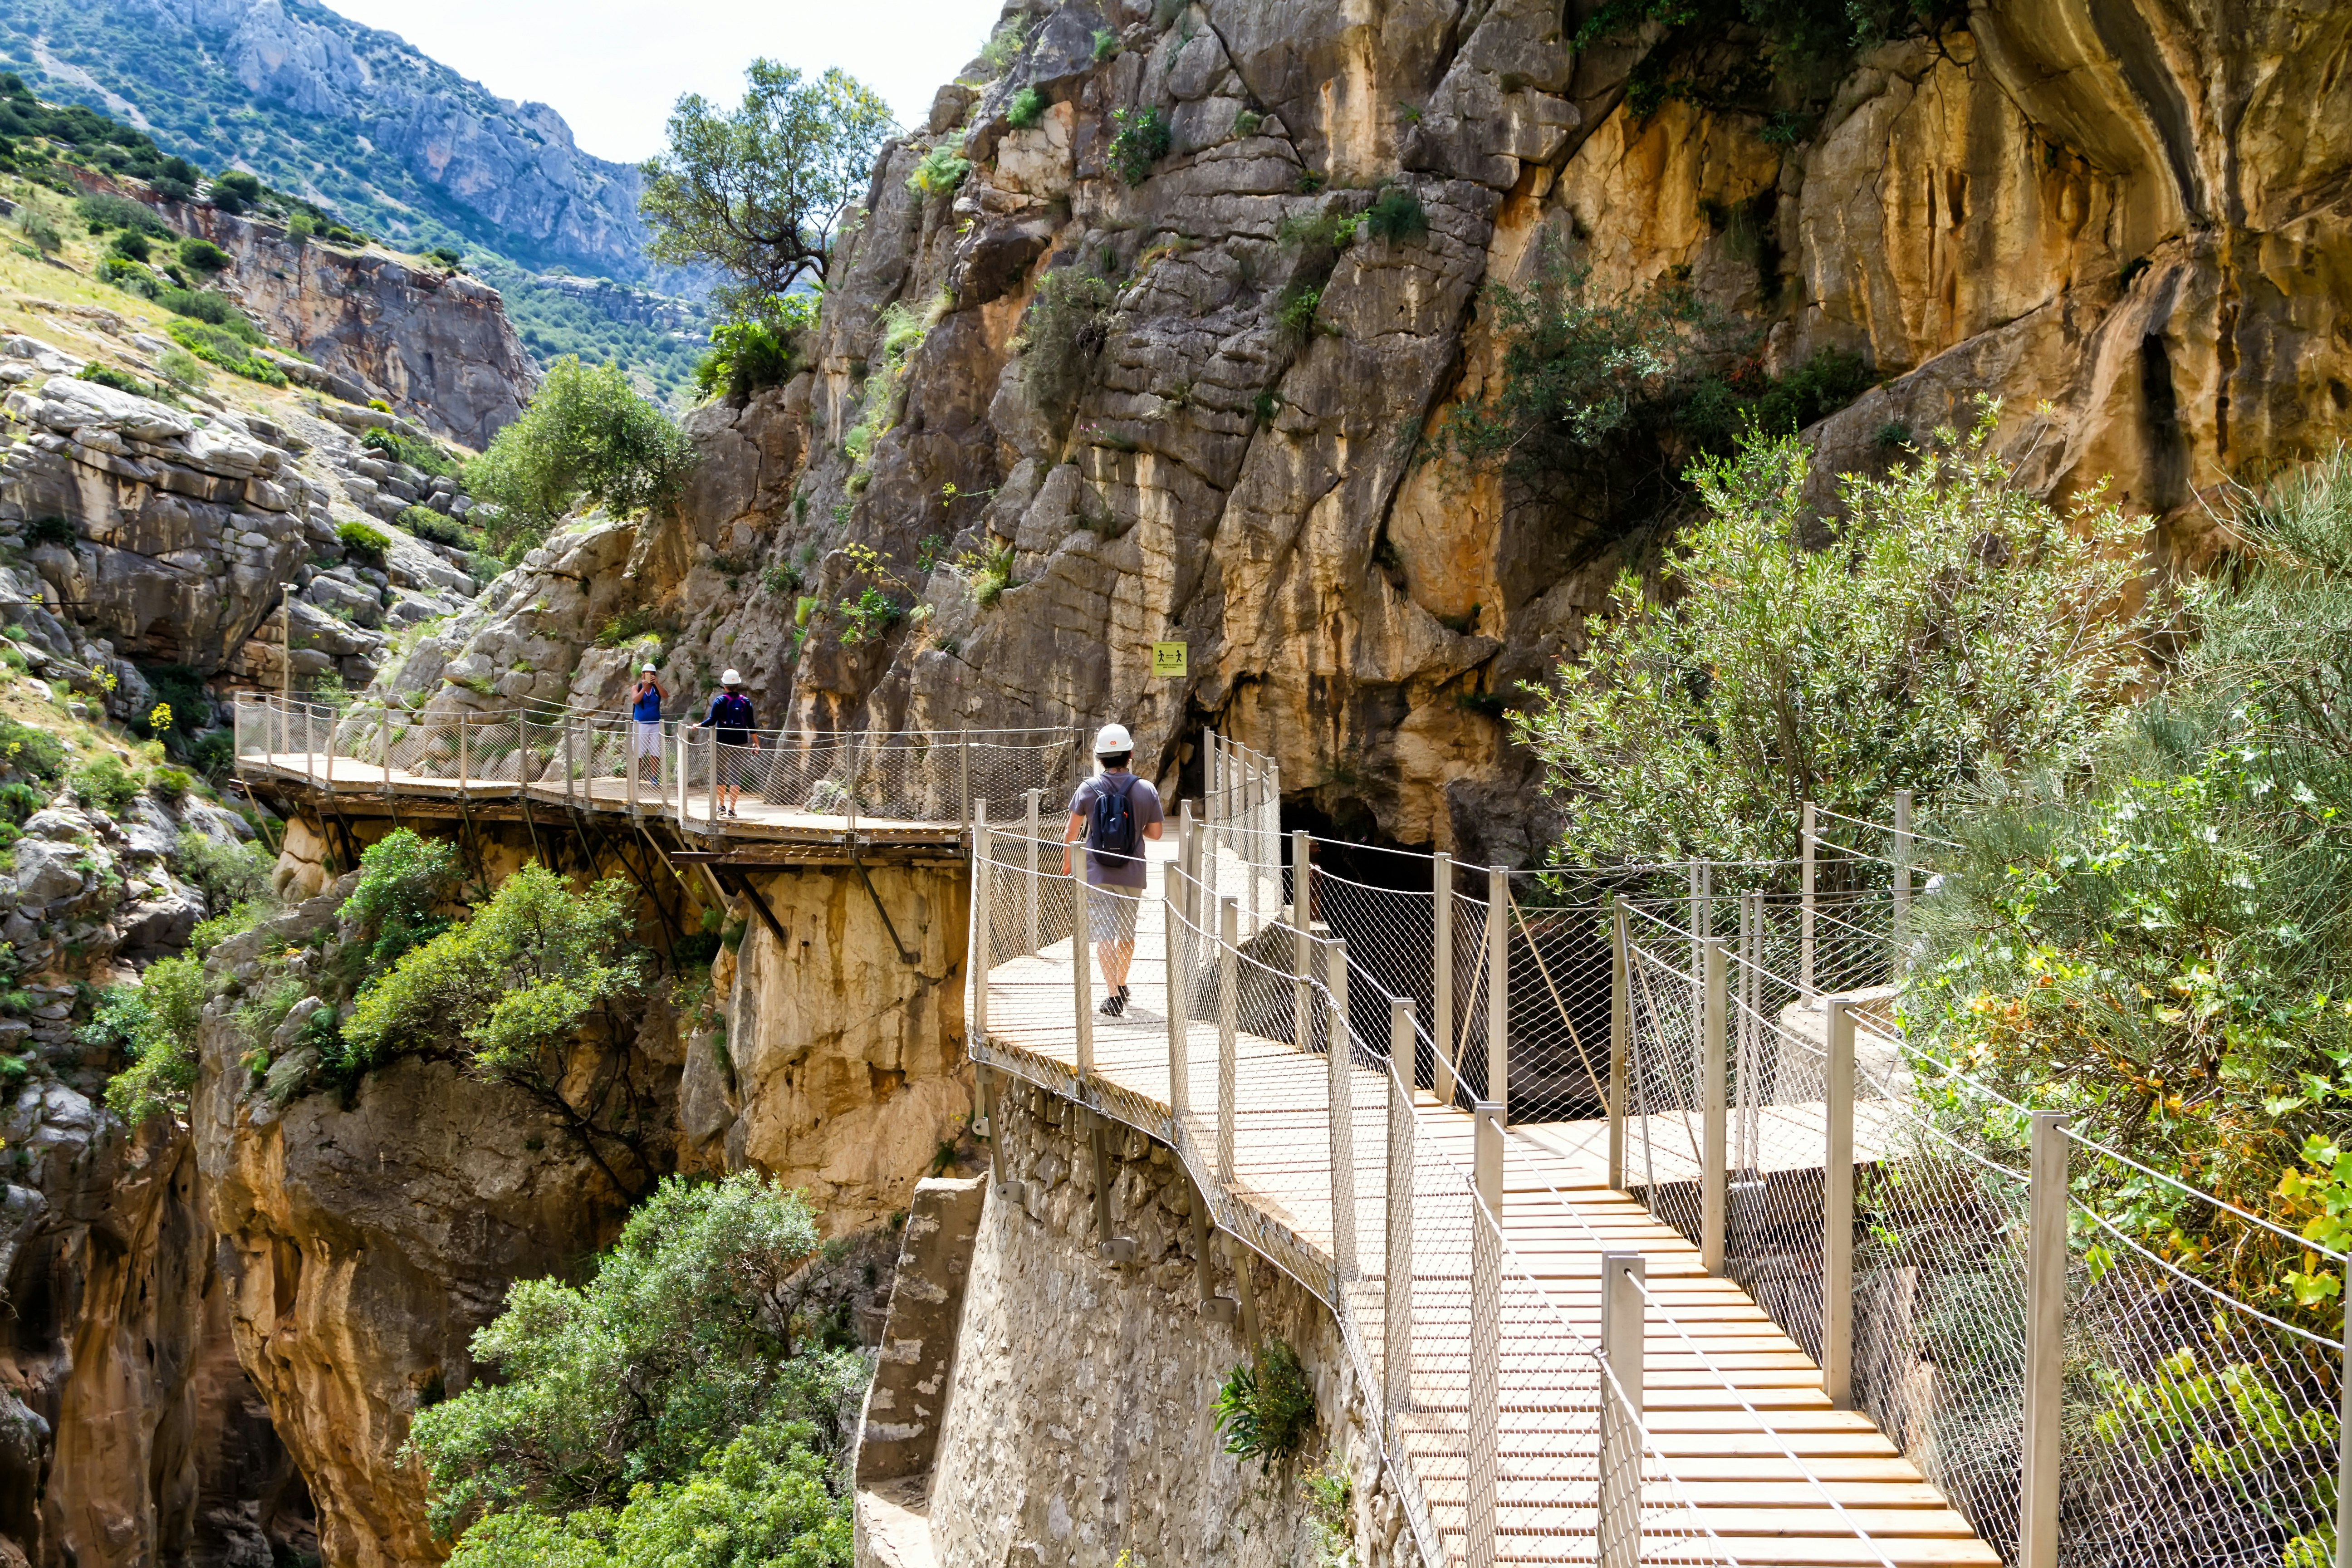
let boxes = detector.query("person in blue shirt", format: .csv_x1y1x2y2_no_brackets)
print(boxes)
700,668,761,818
629,663,665,787
1061,723,1164,1015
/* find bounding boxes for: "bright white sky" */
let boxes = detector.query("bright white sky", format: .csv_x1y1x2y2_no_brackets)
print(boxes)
319,0,1000,163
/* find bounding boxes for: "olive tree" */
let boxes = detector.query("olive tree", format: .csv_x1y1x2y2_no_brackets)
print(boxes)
639,61,894,318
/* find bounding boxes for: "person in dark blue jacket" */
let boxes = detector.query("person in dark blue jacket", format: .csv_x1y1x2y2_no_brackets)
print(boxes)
700,668,761,818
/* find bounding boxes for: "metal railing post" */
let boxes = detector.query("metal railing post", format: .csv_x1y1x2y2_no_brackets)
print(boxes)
624,714,636,813
706,728,720,834
1024,789,1042,954
1206,730,1222,838
1486,864,1508,1118
564,716,576,807
1822,996,1855,1410
1291,832,1313,1056
1384,1000,1414,1422
1700,936,1728,1276
1473,1099,1503,1220
1217,895,1238,1184
2019,1110,2068,1568
1433,850,1454,1103
1800,798,1818,995
1597,1252,1646,1568
1466,1196,1500,1568
1893,786,1914,931
1609,897,1629,1192
1165,858,1189,1118
2338,1280,2351,1568
1180,800,1200,930
1326,937,1354,1286
1244,762,1261,926
972,816,993,1045
676,724,687,826
1073,866,1094,1081
957,722,970,826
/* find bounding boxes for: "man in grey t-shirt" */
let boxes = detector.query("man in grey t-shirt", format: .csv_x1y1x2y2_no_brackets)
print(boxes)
1061,722,1165,1016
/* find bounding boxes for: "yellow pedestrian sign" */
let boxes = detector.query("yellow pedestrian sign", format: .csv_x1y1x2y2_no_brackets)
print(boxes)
1152,641,1188,678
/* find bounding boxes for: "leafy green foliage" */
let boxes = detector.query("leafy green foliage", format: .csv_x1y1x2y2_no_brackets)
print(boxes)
342,828,461,968
693,312,798,402
440,1417,851,1568
77,192,169,235
336,520,390,560
94,955,206,1124
1005,87,1047,130
906,145,971,199
1904,450,2352,1330
1362,185,1428,245
639,60,895,321
0,716,67,784
1211,1339,1317,1469
1679,346,1875,449
409,1172,863,1542
1107,107,1172,186
172,828,271,911
464,358,697,555
833,586,902,647
1092,27,1123,62
361,425,459,476
973,15,1034,77
71,756,141,815
1275,282,1323,340
398,506,478,550
176,234,229,274
78,363,156,398
1015,269,1116,426
1517,410,2149,870
339,864,654,1191
165,316,284,385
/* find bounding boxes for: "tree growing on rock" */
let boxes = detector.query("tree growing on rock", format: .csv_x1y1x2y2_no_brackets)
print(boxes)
639,60,894,323
463,358,696,558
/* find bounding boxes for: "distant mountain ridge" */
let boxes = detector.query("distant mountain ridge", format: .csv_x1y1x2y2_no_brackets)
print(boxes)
0,0,652,282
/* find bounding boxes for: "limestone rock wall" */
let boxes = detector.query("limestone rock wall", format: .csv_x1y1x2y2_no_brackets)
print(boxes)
376,0,2352,864
926,1083,1406,1568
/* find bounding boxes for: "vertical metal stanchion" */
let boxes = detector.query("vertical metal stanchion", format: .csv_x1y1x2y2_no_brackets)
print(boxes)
1486,864,1509,1120
1433,851,1455,1104
623,713,636,813
1165,858,1189,1118
1822,996,1855,1410
958,722,971,827
1024,789,1043,955
1217,896,1238,1185
563,716,577,808
1466,1198,1500,1568
706,728,720,835
1291,832,1313,1057
1206,730,1223,840
2337,1276,2350,1568
1384,1000,1415,1422
1244,761,1261,926
1609,897,1630,1192
1073,866,1094,1082
676,725,687,827
1597,1251,1646,1568
2019,1110,2069,1568
1700,936,1728,1276
1290,828,1313,928
1800,798,1818,995
1473,1099,1503,1220
1893,786,1914,932
1180,800,1201,931
972,814,993,1047
1326,937,1355,1285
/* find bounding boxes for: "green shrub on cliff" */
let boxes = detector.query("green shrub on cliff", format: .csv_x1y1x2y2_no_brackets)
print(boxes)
1514,409,2150,870
339,863,656,1193
412,1171,862,1565
463,357,696,558
342,827,461,967
93,954,207,1124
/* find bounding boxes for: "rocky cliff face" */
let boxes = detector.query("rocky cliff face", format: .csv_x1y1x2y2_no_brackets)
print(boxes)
383,0,2352,863
167,200,539,450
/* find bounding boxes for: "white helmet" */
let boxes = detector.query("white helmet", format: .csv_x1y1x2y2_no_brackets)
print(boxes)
640,662,657,673
1093,723,1133,756
721,668,744,687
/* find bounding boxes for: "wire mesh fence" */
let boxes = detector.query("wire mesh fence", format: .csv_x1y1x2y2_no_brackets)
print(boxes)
233,691,1079,834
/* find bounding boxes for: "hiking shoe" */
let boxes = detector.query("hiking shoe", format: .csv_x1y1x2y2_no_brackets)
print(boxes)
1098,991,1127,1017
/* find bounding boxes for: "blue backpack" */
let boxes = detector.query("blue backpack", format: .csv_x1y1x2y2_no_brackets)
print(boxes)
1088,774,1139,862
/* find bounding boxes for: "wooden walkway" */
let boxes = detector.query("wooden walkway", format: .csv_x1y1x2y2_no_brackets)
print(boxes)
237,750,964,851
977,840,1997,1568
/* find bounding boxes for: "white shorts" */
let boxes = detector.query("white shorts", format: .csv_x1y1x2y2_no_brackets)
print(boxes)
633,720,662,757
1087,882,1141,944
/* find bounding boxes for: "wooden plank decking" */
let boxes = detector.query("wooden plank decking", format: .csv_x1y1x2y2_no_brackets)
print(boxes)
978,840,1998,1568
